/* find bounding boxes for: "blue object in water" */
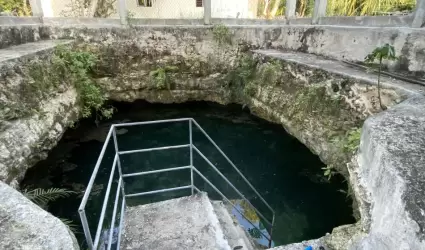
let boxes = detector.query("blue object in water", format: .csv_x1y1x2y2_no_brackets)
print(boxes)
305,246,313,250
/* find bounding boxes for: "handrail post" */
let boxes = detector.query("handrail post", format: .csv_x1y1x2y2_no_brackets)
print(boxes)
78,209,94,249
189,120,194,195
112,126,126,197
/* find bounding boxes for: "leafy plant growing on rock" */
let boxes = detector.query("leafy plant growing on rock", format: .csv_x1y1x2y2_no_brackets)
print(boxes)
364,43,397,110
344,128,361,153
226,54,258,101
54,45,113,120
322,165,336,180
149,66,179,90
212,24,232,45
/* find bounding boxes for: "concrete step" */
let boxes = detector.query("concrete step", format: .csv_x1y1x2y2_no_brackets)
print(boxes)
121,193,232,250
0,40,73,65
253,49,425,97
211,200,258,250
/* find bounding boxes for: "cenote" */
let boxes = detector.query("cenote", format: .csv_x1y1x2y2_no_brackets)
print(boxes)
21,101,355,247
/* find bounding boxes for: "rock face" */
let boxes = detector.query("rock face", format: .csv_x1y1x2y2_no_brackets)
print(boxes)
0,40,79,187
348,95,425,250
0,181,79,250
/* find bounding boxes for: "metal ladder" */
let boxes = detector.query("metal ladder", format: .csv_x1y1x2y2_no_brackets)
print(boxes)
78,118,275,249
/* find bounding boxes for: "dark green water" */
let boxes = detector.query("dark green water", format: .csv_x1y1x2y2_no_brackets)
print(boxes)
22,101,355,247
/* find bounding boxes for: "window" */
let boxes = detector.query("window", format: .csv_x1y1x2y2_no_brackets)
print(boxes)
138,0,152,7
196,0,202,7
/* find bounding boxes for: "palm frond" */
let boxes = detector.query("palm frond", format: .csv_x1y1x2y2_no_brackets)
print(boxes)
60,218,79,234
23,188,76,206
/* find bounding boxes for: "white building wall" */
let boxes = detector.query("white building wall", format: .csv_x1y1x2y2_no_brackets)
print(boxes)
49,0,258,18
125,0,203,18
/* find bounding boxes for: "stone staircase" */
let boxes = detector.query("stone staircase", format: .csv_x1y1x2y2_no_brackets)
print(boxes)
120,193,257,250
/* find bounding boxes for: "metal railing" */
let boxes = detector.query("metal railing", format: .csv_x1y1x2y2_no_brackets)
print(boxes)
78,118,275,249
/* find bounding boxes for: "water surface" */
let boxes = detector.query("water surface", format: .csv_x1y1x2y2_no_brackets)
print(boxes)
22,101,355,247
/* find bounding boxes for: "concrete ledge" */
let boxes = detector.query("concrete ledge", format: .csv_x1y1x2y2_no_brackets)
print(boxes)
0,40,73,64
130,18,204,26
42,17,121,27
319,15,414,27
212,18,287,25
287,17,313,25
253,50,425,97
0,16,42,26
0,16,419,27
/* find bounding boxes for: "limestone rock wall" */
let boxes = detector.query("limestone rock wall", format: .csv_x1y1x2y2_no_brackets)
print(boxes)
0,43,79,187
246,52,401,178
347,96,425,250
0,180,79,250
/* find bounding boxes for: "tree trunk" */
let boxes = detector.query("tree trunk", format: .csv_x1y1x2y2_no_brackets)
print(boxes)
88,0,99,17
270,0,282,17
378,57,384,110
263,0,270,17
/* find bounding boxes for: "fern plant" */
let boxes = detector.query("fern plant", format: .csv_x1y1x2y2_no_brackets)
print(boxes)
22,188,77,233
23,188,76,207
364,43,397,110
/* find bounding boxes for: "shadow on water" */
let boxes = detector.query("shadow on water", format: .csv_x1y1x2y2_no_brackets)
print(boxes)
21,101,355,247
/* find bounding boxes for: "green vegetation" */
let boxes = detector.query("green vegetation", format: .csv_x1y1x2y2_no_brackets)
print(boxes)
322,165,337,180
332,127,362,155
149,65,179,90
23,187,76,208
327,0,415,16
289,85,342,121
212,24,232,45
257,0,415,18
226,54,259,101
343,128,361,153
54,45,113,119
0,0,31,16
365,43,398,110
5,45,112,122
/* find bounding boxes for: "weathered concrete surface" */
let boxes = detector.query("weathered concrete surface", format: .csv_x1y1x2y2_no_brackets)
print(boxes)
0,181,79,250
0,39,72,63
254,50,424,96
346,95,425,250
32,24,425,75
1,19,425,73
211,200,257,250
121,193,231,250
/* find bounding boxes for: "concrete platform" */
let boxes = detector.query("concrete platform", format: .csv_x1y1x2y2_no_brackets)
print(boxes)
253,49,425,97
0,40,73,64
121,193,232,250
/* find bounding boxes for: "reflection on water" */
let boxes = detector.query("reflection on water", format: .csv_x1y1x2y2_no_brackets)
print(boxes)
230,200,274,247
21,101,355,247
